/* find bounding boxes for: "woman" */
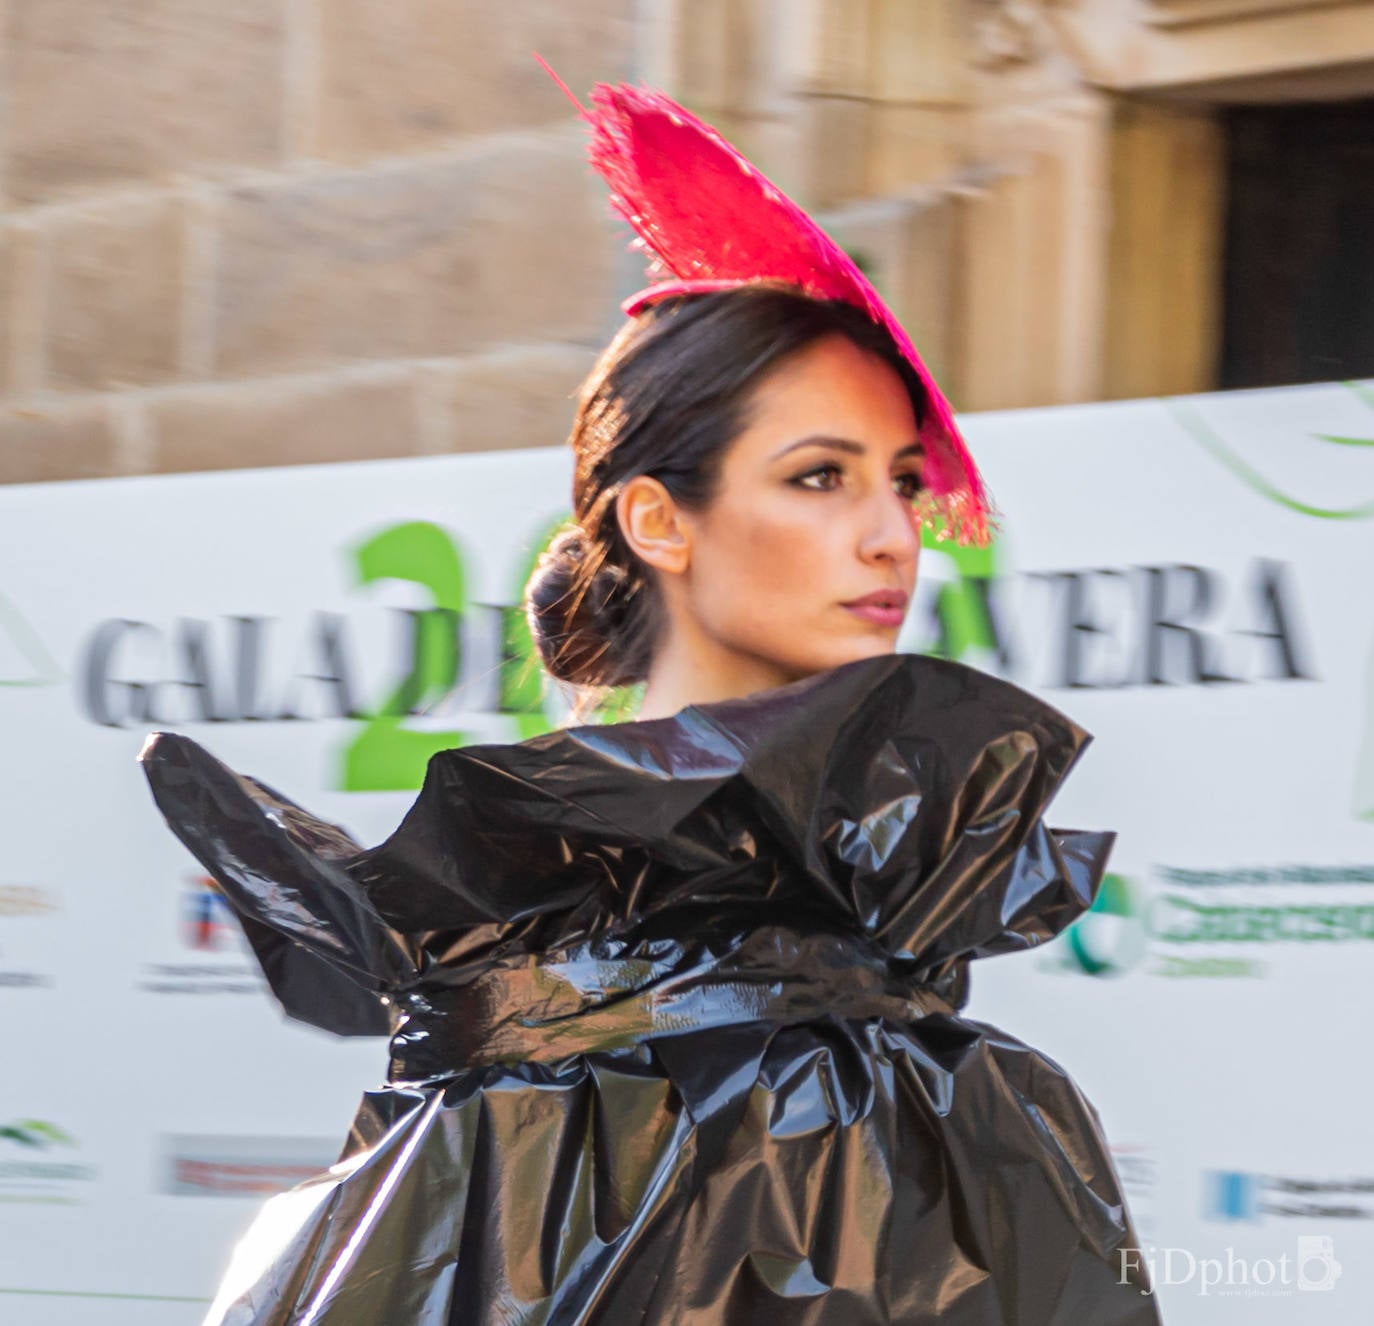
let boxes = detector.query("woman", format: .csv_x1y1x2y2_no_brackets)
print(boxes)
142,80,1160,1325
528,285,934,714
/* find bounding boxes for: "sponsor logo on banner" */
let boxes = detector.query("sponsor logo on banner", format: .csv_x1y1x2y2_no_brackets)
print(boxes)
0,1119,97,1203
1204,1170,1374,1223
0,884,58,990
159,1135,337,1197
1051,873,1149,978
1041,862,1374,980
136,875,262,997
181,876,244,952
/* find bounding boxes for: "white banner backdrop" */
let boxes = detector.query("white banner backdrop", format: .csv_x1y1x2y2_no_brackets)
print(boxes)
2,378,1372,1324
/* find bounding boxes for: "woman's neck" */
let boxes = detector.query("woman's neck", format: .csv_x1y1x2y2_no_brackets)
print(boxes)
634,629,803,721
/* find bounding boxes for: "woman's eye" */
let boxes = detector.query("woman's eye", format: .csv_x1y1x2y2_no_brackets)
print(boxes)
894,472,927,501
791,465,926,497
792,463,843,491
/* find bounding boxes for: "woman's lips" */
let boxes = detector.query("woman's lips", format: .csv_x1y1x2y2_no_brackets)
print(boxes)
841,590,909,629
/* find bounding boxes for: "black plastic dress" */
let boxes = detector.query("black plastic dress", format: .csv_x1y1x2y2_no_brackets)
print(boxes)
140,653,1162,1324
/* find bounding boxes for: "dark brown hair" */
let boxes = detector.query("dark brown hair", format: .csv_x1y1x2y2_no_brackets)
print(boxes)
523,284,928,692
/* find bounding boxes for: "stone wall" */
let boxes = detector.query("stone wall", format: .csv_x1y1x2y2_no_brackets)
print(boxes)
6,0,1373,485
0,0,637,483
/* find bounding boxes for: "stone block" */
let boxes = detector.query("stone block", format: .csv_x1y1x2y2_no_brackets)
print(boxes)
0,402,119,484
666,0,736,113
898,196,959,393
423,344,597,456
146,369,423,474
869,0,970,105
314,0,636,162
724,0,789,117
5,0,285,206
45,197,187,391
805,97,874,207
783,0,872,97
867,105,965,194
956,167,1065,410
0,223,48,396
212,127,616,377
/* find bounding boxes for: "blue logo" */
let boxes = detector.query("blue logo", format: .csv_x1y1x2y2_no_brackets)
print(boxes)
1205,1170,1263,1222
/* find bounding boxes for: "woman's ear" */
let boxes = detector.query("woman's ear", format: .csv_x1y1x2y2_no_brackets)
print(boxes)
616,476,692,576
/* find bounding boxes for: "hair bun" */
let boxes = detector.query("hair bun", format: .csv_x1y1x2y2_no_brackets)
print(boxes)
524,525,649,690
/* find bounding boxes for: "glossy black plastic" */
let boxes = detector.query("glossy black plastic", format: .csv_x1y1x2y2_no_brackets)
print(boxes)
141,653,1161,1324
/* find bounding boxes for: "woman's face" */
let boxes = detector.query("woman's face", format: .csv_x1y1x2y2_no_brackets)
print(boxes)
673,333,925,686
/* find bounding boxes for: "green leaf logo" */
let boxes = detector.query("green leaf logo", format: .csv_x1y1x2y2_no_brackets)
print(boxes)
0,1119,76,1149
1168,385,1374,521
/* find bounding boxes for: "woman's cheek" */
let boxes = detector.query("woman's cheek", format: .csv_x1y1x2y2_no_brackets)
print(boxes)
745,516,819,596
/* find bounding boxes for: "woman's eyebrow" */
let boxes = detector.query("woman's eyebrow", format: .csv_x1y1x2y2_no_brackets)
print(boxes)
769,435,925,461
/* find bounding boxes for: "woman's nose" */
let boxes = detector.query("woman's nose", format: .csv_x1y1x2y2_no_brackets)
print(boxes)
858,491,922,567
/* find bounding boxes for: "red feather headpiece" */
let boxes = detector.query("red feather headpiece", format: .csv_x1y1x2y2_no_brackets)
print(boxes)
544,63,994,546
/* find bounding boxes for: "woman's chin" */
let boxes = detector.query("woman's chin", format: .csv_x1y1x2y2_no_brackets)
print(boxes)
784,637,900,679
840,638,901,667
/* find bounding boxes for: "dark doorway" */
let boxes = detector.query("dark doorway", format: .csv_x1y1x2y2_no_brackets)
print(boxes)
1220,98,1374,389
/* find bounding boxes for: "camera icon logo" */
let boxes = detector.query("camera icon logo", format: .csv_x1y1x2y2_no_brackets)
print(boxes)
1296,1236,1342,1292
